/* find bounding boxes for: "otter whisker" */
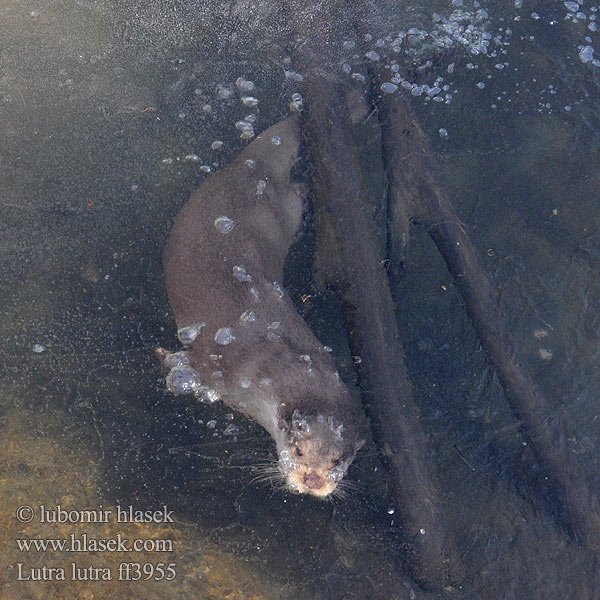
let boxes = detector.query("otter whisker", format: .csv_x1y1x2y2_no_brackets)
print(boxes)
248,461,287,489
249,471,282,485
335,478,365,495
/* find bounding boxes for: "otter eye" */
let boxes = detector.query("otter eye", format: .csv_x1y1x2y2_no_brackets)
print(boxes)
295,447,303,457
291,410,310,433
331,458,341,466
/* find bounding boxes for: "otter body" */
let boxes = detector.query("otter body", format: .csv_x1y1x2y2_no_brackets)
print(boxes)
162,116,364,496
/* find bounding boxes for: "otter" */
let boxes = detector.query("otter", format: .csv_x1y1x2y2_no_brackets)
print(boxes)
160,115,365,497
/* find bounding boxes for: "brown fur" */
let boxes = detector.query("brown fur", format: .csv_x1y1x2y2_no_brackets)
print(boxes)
163,116,364,496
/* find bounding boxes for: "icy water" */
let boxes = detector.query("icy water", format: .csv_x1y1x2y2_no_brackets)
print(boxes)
1,0,599,598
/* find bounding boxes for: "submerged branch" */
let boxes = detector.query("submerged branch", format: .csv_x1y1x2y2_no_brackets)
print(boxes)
285,0,463,588
374,81,599,543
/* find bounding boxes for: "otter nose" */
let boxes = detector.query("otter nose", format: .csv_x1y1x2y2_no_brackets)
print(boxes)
303,472,324,490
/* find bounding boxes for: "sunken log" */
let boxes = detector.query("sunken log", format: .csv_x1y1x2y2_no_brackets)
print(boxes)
284,0,463,587
373,84,599,542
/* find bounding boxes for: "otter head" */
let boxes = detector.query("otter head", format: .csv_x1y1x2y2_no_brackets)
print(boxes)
276,407,363,497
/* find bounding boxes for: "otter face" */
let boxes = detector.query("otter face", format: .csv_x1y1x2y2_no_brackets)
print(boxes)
276,408,362,497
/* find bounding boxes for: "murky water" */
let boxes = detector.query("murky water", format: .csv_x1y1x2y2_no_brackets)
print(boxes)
1,0,599,598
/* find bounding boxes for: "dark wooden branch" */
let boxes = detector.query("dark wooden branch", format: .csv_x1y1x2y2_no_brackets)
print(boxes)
284,0,463,588
303,77,459,588
374,86,600,542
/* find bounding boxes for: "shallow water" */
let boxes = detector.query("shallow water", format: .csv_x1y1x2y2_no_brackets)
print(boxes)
1,0,599,598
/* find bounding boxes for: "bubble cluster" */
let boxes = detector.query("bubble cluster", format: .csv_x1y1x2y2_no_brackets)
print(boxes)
272,282,284,299
241,95,258,107
196,387,221,404
239,310,259,323
232,265,252,282
177,323,206,345
166,364,203,395
344,2,509,105
256,180,267,195
278,448,296,475
216,84,233,100
284,70,303,82
214,327,235,345
213,215,235,234
299,354,313,371
162,350,190,369
289,92,303,112
235,120,255,139
235,77,255,92
223,423,239,436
